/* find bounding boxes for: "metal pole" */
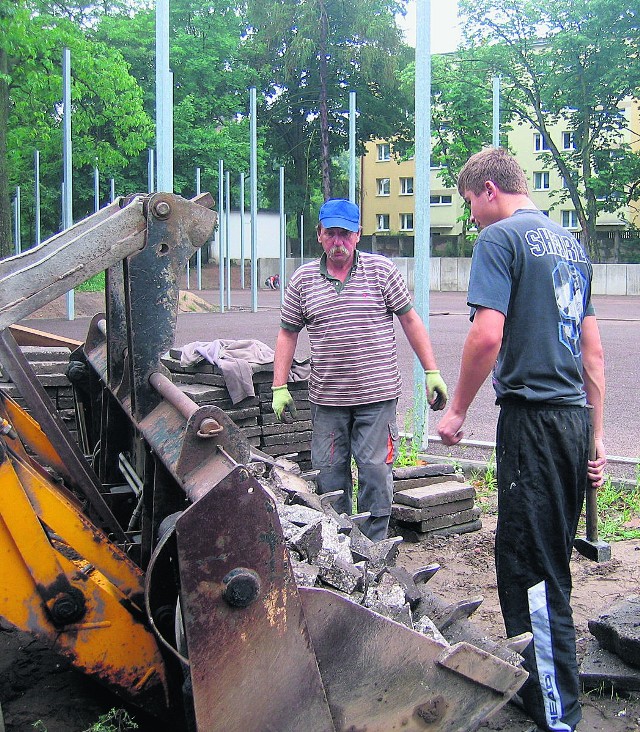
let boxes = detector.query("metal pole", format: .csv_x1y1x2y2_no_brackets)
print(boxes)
225,170,231,309
13,188,21,255
156,0,173,193
249,87,258,312
62,47,74,321
196,167,202,289
148,148,155,193
492,76,501,147
34,150,41,246
240,173,246,289
413,0,431,448
93,166,100,213
218,159,225,313
110,178,115,203
349,90,357,203
300,213,304,263
279,166,286,305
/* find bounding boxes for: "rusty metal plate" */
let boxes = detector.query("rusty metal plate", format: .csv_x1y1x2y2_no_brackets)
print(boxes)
175,466,336,732
299,587,528,732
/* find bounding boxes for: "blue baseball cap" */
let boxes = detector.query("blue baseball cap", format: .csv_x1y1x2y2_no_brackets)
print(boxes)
318,199,360,232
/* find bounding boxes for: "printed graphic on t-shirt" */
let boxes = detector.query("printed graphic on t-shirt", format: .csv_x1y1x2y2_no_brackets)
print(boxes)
553,259,587,358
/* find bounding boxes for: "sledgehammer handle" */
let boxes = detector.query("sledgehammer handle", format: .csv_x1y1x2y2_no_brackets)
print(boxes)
585,405,598,541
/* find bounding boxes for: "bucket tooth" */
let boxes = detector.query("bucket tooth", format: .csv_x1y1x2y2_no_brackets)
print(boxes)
434,596,484,632
412,563,441,584
503,633,533,655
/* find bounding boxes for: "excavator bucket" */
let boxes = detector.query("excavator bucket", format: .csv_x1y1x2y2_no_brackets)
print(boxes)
0,193,530,732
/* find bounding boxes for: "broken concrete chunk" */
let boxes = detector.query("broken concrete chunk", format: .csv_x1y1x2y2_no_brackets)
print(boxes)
588,594,640,669
290,560,320,588
414,614,449,645
318,557,362,594
292,519,352,565
388,566,423,609
364,573,414,628
280,503,325,527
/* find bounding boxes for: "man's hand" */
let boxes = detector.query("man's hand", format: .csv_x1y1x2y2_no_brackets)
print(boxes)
425,370,448,411
588,437,607,489
271,385,297,423
437,407,466,446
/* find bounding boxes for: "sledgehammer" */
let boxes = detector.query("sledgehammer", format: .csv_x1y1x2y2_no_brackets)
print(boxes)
573,405,611,563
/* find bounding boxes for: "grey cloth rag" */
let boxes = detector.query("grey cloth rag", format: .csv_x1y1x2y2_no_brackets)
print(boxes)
180,339,310,404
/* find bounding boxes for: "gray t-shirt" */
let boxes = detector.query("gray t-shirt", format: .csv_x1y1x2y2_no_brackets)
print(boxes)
468,209,594,405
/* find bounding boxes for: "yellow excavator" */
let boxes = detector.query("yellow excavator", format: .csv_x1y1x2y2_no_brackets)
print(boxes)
0,192,531,731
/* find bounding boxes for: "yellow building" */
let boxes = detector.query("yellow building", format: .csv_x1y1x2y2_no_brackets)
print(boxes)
361,104,639,258
360,141,464,256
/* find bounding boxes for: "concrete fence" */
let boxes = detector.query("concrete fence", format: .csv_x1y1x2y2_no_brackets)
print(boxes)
258,258,640,296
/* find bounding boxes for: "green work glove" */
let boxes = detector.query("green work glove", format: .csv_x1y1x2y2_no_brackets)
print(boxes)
425,370,448,411
271,385,297,423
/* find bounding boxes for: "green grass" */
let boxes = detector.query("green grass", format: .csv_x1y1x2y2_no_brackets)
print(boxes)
587,476,640,541
395,435,422,468
33,708,138,732
469,454,640,541
76,272,105,292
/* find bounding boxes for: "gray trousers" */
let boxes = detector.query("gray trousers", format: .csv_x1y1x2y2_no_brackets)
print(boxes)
310,400,398,541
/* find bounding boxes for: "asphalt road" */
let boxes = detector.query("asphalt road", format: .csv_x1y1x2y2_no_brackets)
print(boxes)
20,288,640,478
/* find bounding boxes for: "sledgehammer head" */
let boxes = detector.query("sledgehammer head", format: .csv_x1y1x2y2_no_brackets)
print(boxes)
573,537,611,563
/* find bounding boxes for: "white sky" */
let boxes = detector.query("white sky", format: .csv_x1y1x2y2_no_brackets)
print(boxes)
398,0,462,54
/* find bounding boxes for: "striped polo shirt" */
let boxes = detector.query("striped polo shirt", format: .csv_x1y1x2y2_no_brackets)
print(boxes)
280,250,413,406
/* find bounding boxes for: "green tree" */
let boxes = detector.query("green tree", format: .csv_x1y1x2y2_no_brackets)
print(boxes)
459,0,640,259
398,49,495,254
1,1,152,253
242,0,414,242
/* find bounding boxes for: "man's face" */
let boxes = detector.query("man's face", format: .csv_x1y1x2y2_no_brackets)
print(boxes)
464,184,499,230
317,225,360,265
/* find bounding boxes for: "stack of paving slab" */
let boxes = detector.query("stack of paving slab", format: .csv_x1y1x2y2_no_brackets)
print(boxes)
162,348,313,471
0,345,78,441
390,464,482,542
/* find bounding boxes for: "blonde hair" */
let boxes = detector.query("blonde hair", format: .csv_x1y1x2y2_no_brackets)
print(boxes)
458,147,529,197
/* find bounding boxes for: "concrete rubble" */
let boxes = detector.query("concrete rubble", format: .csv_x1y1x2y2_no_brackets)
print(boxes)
255,459,522,668
580,595,640,692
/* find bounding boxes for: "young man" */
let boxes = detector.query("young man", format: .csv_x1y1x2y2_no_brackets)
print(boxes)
438,148,606,731
271,198,447,541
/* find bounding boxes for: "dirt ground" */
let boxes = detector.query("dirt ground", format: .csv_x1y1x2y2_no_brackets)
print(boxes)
2,507,639,732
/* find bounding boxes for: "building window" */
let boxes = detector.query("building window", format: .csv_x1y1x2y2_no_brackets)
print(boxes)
562,132,575,150
376,214,390,231
534,133,551,151
533,171,550,190
400,177,414,195
399,213,414,231
376,178,390,196
430,194,453,205
562,210,579,229
376,143,390,161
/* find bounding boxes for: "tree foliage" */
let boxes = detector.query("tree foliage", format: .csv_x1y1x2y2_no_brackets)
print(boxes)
458,0,640,258
1,0,152,255
242,0,413,240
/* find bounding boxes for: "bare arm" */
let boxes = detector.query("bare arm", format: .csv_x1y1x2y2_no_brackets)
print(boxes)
272,327,300,387
437,307,505,445
397,308,439,370
581,314,606,487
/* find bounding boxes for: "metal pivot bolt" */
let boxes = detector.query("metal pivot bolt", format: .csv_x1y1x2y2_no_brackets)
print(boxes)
49,590,86,625
222,568,261,608
152,200,171,219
